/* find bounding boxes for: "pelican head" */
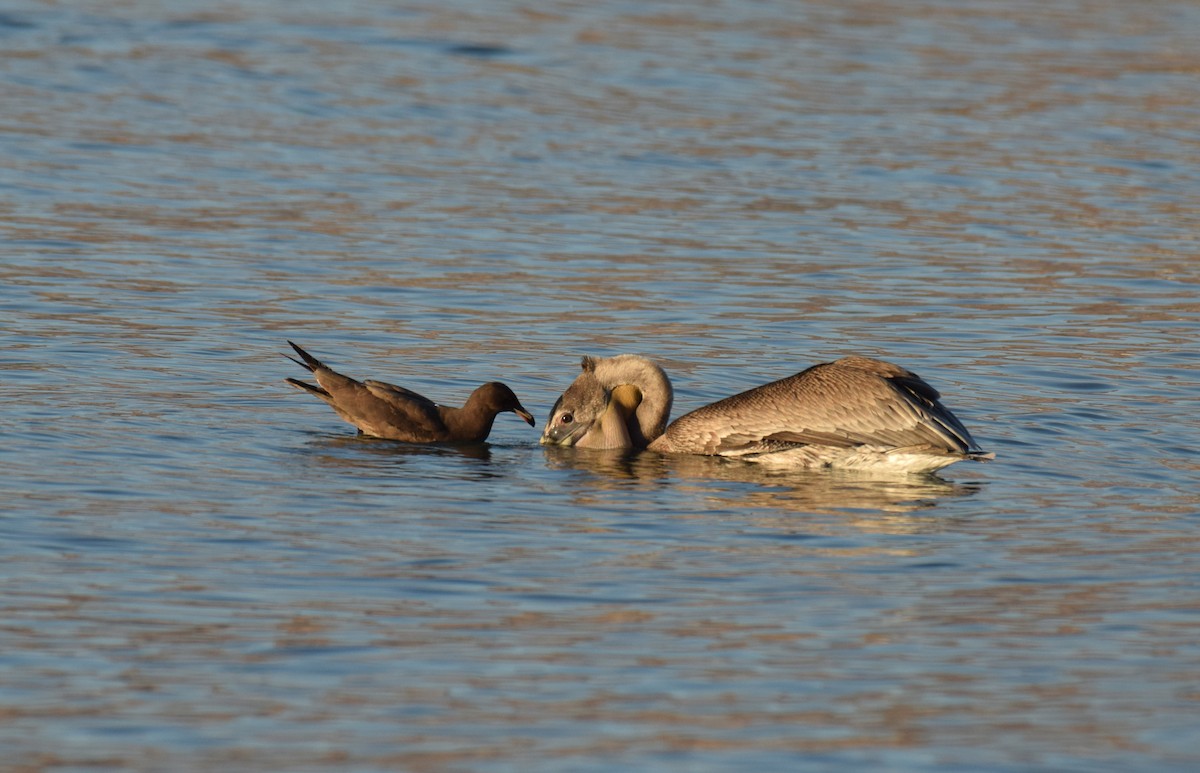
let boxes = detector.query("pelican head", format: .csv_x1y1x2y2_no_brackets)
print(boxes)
540,358,609,447
540,355,670,448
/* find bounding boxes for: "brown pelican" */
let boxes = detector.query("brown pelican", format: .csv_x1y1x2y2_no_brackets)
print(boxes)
541,354,992,473
284,341,535,442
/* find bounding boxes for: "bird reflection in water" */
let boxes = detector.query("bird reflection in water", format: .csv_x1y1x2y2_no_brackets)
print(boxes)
296,434,502,482
541,444,983,521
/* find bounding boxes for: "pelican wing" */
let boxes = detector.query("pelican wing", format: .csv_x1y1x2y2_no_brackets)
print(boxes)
661,357,978,456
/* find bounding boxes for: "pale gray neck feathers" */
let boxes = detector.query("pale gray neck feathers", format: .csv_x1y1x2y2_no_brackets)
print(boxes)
588,354,673,445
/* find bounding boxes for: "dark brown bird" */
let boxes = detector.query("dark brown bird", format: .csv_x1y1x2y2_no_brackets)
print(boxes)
284,341,535,443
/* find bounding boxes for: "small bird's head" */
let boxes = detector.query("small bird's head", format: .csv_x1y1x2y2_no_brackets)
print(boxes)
477,382,536,427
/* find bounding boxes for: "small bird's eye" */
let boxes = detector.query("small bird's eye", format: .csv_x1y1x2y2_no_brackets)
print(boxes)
559,413,574,424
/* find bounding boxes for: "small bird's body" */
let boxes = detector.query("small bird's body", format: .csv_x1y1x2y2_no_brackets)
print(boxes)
542,354,992,474
284,341,535,443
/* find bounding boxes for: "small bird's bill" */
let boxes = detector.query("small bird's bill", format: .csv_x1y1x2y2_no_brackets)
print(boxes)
515,407,536,427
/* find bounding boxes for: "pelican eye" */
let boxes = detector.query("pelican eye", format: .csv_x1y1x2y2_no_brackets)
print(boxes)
559,413,574,425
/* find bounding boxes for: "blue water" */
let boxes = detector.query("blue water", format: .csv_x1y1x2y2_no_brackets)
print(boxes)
3,0,1200,770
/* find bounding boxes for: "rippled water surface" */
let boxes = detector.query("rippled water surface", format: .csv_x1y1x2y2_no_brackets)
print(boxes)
3,0,1200,770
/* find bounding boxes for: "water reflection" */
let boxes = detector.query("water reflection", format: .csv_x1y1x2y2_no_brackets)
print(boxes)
542,446,983,516
299,433,495,466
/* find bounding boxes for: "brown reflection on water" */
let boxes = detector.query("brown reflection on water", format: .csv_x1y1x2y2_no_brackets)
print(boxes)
543,446,982,519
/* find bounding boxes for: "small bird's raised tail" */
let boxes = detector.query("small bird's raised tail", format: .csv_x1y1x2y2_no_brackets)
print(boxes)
283,341,332,398
285,376,330,398
284,340,325,373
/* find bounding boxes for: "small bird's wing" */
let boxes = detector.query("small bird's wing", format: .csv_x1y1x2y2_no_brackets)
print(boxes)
318,378,444,441
363,379,439,412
